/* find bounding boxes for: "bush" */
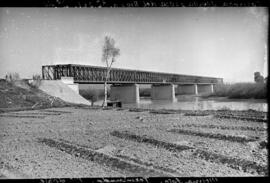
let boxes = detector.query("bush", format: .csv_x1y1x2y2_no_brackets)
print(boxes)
31,74,42,88
5,72,20,83
80,90,101,106
212,82,266,99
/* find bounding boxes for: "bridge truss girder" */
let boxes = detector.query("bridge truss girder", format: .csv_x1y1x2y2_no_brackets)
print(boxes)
42,64,223,84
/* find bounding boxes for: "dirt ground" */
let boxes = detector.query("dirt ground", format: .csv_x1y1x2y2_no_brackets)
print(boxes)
0,107,268,178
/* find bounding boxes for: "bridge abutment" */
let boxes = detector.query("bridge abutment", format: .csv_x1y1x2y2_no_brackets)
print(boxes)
176,84,198,95
151,84,176,101
110,84,140,103
197,84,214,94
61,77,79,94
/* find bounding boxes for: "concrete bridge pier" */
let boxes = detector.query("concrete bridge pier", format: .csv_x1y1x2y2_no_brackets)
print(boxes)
110,84,140,103
197,84,214,94
176,84,198,95
151,84,176,101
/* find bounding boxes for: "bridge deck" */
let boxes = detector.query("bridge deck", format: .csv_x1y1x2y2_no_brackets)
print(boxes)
42,64,223,84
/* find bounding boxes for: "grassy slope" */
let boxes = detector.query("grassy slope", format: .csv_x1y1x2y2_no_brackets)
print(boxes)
0,79,72,111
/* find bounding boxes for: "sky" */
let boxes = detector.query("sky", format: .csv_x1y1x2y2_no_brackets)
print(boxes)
0,7,268,83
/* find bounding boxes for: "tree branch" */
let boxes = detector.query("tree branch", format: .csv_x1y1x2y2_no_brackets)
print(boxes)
105,58,114,81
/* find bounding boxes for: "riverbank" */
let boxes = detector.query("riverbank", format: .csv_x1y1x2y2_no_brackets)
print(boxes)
0,106,267,178
201,96,267,103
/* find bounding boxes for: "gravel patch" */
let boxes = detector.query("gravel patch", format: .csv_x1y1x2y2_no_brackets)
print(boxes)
193,149,268,175
110,130,193,152
184,112,211,116
42,110,73,114
177,124,266,132
38,138,172,177
109,130,267,175
8,112,62,116
0,114,46,119
215,114,267,123
168,129,260,143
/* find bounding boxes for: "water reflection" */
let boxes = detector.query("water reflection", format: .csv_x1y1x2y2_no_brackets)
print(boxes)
94,96,267,112
123,96,268,112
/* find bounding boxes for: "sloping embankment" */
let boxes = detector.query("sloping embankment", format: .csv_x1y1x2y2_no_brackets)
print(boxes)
0,80,70,112
39,80,91,106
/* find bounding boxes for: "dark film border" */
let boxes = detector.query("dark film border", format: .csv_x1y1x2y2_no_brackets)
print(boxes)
0,0,269,7
0,0,268,183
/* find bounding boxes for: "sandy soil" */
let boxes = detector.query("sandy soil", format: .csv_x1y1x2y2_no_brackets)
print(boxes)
0,107,268,178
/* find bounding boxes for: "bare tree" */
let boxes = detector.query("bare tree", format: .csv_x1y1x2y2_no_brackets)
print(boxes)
101,36,120,107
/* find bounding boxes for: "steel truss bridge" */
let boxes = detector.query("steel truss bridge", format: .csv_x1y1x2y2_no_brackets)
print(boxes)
42,64,223,84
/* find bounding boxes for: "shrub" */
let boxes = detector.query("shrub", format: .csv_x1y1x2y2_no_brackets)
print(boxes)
80,90,100,106
5,72,20,83
212,82,266,99
31,74,42,88
213,83,231,97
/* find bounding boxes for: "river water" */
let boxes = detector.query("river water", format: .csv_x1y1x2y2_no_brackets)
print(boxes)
94,95,267,112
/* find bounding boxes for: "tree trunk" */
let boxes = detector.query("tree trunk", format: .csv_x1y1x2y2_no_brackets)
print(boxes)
102,58,113,108
103,81,107,107
102,69,110,108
